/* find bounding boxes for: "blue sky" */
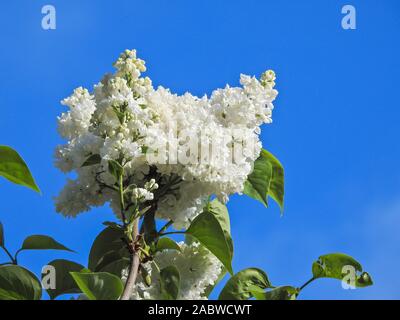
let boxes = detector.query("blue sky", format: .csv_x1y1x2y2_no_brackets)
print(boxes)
0,0,399,299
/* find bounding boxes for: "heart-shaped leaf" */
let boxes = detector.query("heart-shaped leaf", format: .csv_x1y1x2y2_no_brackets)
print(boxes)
219,268,271,300
97,258,130,277
108,160,123,181
70,272,124,300
20,235,73,252
243,155,272,207
81,154,101,167
0,146,40,193
312,253,373,288
160,266,180,300
43,259,85,300
251,286,298,300
142,210,158,244
243,149,284,211
0,265,42,300
155,238,181,253
204,199,233,255
187,211,233,275
88,226,128,271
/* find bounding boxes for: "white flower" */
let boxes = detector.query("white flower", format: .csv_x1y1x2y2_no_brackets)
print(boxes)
58,87,96,139
129,242,223,300
55,49,278,228
261,70,276,88
54,176,104,217
55,49,279,300
100,136,141,161
131,188,154,203
144,179,158,191
55,133,103,172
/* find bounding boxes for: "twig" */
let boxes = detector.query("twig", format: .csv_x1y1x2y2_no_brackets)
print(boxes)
1,246,17,265
120,218,140,300
298,277,316,292
159,231,186,237
158,220,174,234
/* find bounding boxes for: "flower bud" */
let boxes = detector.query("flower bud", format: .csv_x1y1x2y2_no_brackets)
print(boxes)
261,70,276,88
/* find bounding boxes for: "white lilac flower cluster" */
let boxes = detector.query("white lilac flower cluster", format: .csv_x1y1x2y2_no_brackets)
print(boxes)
127,242,223,300
55,49,278,229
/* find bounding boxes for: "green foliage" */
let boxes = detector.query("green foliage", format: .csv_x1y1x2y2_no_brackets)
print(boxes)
312,253,373,288
204,199,233,256
0,146,40,193
0,265,42,300
142,211,158,244
141,266,152,287
70,272,124,300
355,272,374,288
160,266,180,300
98,256,130,277
219,268,270,300
43,259,85,300
187,210,233,275
108,160,123,180
155,237,181,253
243,149,284,211
81,154,101,167
19,235,73,253
88,226,129,272
252,286,298,300
243,153,272,207
0,145,374,301
220,252,373,301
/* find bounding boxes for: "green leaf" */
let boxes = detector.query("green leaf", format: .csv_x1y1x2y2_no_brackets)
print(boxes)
265,150,285,211
102,221,122,229
141,146,149,154
141,266,152,287
160,266,180,300
251,286,298,300
108,160,123,180
243,155,272,207
70,272,124,300
88,226,129,272
243,149,284,211
155,238,182,253
142,210,158,244
20,235,73,252
98,257,130,277
204,199,233,257
312,253,373,288
355,272,374,288
0,222,4,247
0,265,42,300
205,199,230,232
43,259,85,300
93,249,130,278
0,146,40,193
187,211,233,275
82,154,101,167
219,268,271,300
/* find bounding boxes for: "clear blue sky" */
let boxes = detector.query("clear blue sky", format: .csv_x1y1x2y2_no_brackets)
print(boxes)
0,0,399,299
